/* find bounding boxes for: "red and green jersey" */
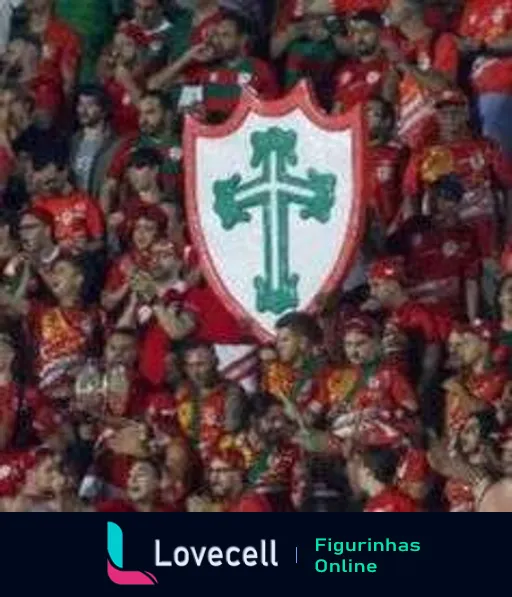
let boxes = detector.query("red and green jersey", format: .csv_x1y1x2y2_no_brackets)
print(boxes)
109,132,184,195
185,57,279,117
284,37,339,90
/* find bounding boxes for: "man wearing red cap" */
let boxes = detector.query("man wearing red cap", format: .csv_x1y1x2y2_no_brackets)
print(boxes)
443,321,508,436
367,256,449,412
402,92,512,308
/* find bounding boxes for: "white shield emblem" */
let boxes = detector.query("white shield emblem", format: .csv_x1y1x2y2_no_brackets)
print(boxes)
184,82,365,341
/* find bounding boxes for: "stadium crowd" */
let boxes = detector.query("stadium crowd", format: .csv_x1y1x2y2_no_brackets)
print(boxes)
0,0,511,512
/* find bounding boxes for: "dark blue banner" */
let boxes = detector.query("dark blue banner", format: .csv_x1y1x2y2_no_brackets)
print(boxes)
0,515,504,595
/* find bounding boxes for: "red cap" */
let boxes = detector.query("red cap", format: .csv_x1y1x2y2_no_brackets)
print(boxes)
210,446,246,471
124,203,168,241
368,256,405,283
20,207,55,232
459,319,496,343
343,315,378,337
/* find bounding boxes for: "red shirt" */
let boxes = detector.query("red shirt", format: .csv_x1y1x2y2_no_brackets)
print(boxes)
333,0,389,12
39,18,81,92
33,192,105,252
403,137,512,256
96,499,177,513
365,487,420,512
398,32,460,148
28,302,103,392
365,141,408,227
395,218,482,318
185,57,279,117
391,299,450,343
334,56,390,113
103,78,140,136
186,284,248,345
459,0,512,94
226,492,273,512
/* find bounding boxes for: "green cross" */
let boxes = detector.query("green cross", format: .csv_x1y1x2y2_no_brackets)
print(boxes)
213,127,337,315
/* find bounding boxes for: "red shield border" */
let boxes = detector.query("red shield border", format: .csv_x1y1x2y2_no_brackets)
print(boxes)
184,80,367,343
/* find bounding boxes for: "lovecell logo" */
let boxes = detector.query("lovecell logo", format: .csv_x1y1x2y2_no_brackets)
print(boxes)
107,522,158,586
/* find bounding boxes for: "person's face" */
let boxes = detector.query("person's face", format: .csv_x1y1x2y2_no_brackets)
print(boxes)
4,39,26,69
105,333,137,367
24,0,51,13
164,351,182,388
112,32,138,66
257,404,288,445
499,278,512,315
460,333,487,367
502,441,512,477
132,217,159,252
150,247,180,281
459,416,481,455
304,18,329,42
350,21,380,57
276,327,304,365
134,0,162,29
126,461,158,503
77,95,104,128
447,330,464,370
386,0,414,28
369,278,397,305
128,163,159,193
366,100,392,141
30,455,65,497
438,104,467,139
138,97,166,136
436,195,458,220
212,20,243,60
185,347,217,388
9,96,30,130
208,458,242,499
19,214,49,253
50,261,82,301
344,331,378,366
0,339,14,373
31,163,66,196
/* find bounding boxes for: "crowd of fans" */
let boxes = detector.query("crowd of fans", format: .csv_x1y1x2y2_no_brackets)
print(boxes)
0,0,511,512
